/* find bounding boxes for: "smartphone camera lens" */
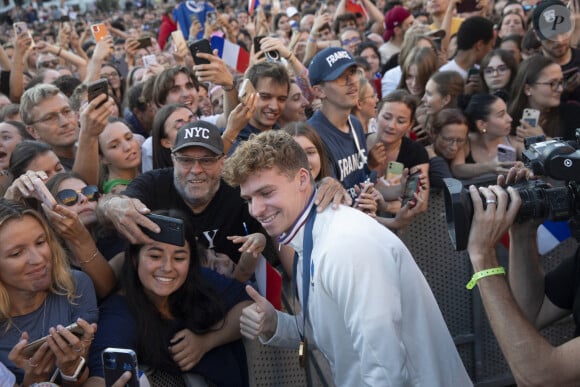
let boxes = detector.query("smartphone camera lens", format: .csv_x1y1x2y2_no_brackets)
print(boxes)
104,354,117,370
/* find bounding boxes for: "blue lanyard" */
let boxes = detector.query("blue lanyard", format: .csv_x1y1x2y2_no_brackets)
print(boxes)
292,206,316,341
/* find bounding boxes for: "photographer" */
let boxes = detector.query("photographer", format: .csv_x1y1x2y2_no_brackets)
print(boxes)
466,167,580,385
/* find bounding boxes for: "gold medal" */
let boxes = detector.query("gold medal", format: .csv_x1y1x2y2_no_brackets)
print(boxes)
299,339,308,368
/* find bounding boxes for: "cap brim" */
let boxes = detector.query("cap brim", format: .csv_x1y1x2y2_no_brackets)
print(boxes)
172,142,223,155
319,62,357,84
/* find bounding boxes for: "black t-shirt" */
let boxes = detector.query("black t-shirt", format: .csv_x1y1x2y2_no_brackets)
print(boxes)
396,137,429,169
545,246,580,336
561,48,580,105
124,168,277,264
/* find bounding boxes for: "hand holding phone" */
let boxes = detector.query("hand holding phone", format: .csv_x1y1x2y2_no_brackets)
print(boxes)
141,214,185,246
188,39,212,65
402,170,420,206
31,176,57,209
87,78,109,108
142,54,158,69
91,23,108,42
22,323,84,358
102,348,139,387
385,161,404,182
238,79,256,105
137,36,152,49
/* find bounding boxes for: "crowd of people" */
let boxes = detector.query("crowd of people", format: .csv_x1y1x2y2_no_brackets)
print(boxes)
0,0,579,385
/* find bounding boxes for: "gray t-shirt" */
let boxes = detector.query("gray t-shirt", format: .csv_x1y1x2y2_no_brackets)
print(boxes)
0,270,98,383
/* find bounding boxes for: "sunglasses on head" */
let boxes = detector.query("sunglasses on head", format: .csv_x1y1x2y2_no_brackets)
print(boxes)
56,185,100,206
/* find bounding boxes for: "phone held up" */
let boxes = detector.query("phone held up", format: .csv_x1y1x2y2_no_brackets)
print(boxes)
385,161,404,182
31,176,57,209
253,35,280,62
188,39,212,66
402,170,421,207
238,79,256,105
522,108,540,128
141,214,185,247
87,78,109,108
102,348,140,387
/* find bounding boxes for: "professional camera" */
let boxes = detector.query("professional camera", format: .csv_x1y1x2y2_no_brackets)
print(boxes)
443,132,580,251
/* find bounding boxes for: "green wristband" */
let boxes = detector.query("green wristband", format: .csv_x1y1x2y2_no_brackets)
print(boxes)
466,267,505,290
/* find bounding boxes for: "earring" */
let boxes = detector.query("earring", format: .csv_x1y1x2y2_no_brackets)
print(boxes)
482,128,487,134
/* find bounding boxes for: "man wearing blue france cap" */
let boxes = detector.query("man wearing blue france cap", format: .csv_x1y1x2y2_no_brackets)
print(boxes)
307,47,374,200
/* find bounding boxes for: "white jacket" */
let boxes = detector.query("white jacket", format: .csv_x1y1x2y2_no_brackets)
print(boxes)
265,204,472,387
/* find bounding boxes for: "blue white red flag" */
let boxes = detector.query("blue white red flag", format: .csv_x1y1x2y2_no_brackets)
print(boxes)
248,0,260,15
255,255,282,310
210,36,250,73
537,220,571,255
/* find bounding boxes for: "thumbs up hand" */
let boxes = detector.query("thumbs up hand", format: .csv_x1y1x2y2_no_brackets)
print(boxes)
240,285,278,341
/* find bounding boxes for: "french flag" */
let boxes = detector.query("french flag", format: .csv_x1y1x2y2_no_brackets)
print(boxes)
255,255,283,310
499,220,571,255
248,0,260,15
537,220,571,255
210,36,250,73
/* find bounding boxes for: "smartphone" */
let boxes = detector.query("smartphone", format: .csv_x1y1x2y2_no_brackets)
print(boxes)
171,30,187,50
22,323,84,358
102,348,139,387
31,177,57,209
467,67,479,78
142,54,158,69
402,170,420,206
385,161,404,181
206,11,217,24
497,144,516,162
188,39,212,65
91,23,108,42
456,0,479,13
87,78,109,108
13,22,28,36
142,214,185,246
238,79,256,104
137,36,152,49
253,35,280,61
522,108,540,127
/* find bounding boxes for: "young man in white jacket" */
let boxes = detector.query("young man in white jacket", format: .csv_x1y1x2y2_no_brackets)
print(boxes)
223,130,472,386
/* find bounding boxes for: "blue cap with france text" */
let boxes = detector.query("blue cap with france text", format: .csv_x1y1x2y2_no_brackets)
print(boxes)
308,47,357,86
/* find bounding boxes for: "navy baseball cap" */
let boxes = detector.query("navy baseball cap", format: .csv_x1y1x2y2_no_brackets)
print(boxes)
308,47,357,86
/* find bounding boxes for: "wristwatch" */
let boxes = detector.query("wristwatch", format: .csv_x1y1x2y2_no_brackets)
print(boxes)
60,356,86,382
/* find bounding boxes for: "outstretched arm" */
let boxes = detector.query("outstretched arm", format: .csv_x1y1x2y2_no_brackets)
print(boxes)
467,183,580,386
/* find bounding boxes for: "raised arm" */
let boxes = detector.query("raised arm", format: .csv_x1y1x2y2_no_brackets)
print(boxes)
466,183,580,386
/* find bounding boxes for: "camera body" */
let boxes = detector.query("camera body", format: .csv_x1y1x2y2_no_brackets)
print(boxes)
444,131,580,251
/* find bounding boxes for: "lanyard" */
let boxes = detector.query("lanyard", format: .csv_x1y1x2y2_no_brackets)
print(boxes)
292,206,316,367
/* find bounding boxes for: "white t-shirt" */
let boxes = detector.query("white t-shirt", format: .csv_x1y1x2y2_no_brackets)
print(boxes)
439,59,469,80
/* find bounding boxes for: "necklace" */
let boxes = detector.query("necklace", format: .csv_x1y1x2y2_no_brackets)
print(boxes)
9,296,48,338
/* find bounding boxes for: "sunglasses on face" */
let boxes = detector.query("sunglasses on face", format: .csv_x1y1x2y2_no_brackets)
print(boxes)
56,185,100,206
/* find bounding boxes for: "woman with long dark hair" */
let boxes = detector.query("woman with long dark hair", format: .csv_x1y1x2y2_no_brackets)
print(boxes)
86,209,251,386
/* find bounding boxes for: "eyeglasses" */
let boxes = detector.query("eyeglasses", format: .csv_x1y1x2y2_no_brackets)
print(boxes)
341,37,361,46
484,65,509,76
333,67,360,86
56,185,100,206
439,135,467,145
173,154,223,168
31,107,76,126
39,59,60,68
534,79,564,91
